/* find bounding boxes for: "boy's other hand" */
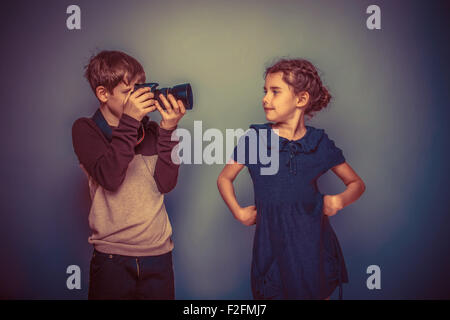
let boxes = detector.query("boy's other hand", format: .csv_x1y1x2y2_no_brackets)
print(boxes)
156,94,187,130
123,87,156,121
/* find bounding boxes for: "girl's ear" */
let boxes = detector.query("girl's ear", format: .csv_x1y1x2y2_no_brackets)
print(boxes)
95,86,109,103
296,91,310,107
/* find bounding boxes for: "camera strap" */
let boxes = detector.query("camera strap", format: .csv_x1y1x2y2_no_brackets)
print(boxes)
92,109,112,142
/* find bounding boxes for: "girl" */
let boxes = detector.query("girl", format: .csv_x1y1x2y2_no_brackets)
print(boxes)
217,59,365,300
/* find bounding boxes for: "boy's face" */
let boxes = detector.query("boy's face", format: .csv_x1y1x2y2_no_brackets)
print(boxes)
262,72,306,123
98,75,143,120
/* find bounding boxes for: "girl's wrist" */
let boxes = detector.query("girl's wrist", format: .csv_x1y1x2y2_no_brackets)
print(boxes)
232,206,243,221
334,194,345,210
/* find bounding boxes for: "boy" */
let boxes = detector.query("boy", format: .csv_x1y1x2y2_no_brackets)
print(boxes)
72,50,186,299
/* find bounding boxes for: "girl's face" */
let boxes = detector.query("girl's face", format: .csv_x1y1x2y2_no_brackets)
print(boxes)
262,72,306,123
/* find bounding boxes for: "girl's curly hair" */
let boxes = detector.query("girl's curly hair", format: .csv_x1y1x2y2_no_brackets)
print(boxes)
265,58,331,118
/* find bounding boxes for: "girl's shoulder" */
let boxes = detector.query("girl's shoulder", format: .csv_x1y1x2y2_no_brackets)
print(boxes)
313,127,342,149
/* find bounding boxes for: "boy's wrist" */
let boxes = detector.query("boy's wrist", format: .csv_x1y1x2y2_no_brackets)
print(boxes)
159,120,178,131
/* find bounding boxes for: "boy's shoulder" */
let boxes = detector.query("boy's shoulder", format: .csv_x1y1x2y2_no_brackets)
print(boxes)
72,116,108,144
73,115,94,125
72,115,100,131
72,116,96,133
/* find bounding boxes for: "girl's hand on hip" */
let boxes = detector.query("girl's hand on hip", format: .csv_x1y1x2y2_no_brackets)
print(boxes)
323,195,344,217
237,205,257,226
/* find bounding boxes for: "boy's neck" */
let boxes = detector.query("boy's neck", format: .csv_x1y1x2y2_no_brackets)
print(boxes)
99,104,120,127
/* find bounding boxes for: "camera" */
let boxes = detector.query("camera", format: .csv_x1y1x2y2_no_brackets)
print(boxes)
134,82,193,110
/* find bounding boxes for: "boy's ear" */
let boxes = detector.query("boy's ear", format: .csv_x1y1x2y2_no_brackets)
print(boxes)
296,91,310,108
95,86,109,103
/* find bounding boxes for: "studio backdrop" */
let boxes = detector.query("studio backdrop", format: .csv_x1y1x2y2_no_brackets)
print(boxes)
0,0,449,299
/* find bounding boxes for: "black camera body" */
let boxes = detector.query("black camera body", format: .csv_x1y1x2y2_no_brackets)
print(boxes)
134,82,193,110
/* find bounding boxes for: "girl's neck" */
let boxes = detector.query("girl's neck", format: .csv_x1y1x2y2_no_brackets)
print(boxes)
272,112,307,141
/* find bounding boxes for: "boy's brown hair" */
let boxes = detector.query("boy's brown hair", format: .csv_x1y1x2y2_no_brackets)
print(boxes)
84,50,146,95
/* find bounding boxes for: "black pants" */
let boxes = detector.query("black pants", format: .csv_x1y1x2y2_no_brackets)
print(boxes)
88,249,175,300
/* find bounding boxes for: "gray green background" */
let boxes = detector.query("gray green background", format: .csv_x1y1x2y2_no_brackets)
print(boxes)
0,0,449,299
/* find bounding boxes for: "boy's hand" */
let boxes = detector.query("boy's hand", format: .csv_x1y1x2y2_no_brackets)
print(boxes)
322,195,344,217
237,205,257,226
156,94,186,130
123,87,156,121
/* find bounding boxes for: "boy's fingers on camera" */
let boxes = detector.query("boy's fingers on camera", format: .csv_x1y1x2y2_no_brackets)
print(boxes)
177,99,186,114
132,87,151,98
139,91,154,100
136,92,154,103
159,94,173,113
145,105,157,113
142,99,156,108
154,100,167,114
167,94,180,113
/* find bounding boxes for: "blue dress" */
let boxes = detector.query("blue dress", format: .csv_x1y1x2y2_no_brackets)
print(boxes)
232,123,349,300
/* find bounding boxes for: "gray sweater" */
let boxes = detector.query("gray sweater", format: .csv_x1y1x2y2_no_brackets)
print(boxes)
72,110,179,256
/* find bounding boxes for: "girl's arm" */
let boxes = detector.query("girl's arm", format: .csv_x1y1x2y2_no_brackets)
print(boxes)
217,160,257,226
323,162,366,216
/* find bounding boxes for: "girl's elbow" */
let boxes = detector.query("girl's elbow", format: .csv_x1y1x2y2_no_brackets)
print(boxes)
359,179,366,193
217,175,224,189
217,174,231,189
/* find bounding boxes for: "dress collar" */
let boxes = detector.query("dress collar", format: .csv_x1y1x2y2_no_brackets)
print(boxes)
250,122,324,153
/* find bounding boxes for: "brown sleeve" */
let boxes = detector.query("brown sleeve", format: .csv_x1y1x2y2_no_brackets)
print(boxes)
154,126,180,193
71,114,140,192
